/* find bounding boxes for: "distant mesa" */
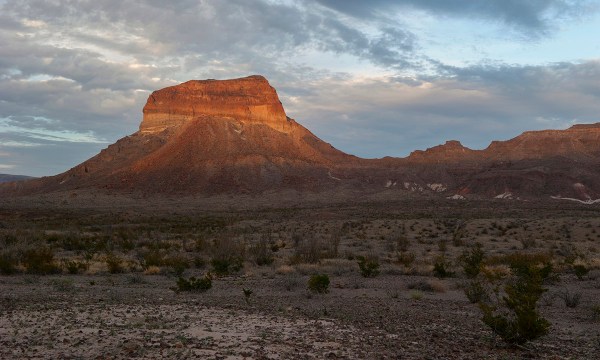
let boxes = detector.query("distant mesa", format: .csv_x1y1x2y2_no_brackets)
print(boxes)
2,75,600,202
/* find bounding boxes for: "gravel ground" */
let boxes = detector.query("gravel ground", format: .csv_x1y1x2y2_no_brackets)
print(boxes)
1,273,599,359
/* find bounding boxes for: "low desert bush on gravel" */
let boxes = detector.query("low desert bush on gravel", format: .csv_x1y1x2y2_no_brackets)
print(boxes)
174,273,212,292
307,273,330,294
573,264,589,280
560,289,582,308
22,247,60,274
460,243,485,278
433,256,454,279
473,252,552,345
357,256,380,278
104,252,125,274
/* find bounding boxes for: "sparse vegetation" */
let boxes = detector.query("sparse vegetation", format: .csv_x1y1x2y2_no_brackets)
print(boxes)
460,243,485,278
307,273,330,294
476,253,551,345
175,274,212,292
433,256,454,278
573,264,589,280
357,255,380,278
561,289,582,308
22,247,60,274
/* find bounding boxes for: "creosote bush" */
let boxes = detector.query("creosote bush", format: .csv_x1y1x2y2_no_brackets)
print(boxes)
475,253,552,345
433,256,454,279
357,256,380,278
105,252,125,274
464,280,489,304
62,259,89,274
175,273,212,292
249,236,275,266
22,247,60,274
561,289,581,308
573,265,589,280
209,236,245,275
307,273,330,294
460,243,485,278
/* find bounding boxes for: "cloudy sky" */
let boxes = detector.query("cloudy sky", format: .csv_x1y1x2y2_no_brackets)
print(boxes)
2,0,600,176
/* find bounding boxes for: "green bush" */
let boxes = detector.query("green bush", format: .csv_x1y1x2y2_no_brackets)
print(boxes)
22,247,60,274
175,274,212,292
433,257,454,279
464,280,489,304
573,265,589,280
477,255,551,345
105,252,125,274
210,257,243,275
396,251,415,267
460,243,485,278
357,256,380,278
308,274,330,294
62,259,89,274
209,236,245,275
250,238,275,266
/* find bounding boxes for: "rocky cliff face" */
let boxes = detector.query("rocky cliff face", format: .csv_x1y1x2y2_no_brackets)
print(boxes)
140,75,291,134
483,123,600,161
3,76,600,201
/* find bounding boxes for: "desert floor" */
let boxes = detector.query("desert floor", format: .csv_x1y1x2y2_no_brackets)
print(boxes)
1,193,599,359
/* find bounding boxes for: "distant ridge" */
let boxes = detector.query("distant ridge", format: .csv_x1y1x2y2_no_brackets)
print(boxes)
2,75,600,202
0,174,34,183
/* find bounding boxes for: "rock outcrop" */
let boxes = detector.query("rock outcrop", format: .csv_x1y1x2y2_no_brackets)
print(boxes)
140,75,291,133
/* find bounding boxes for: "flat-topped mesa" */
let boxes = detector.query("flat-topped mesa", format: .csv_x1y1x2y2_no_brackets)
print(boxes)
140,75,291,133
484,122,600,160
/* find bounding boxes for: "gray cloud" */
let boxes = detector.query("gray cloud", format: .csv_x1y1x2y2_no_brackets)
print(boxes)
315,0,594,37
284,61,600,158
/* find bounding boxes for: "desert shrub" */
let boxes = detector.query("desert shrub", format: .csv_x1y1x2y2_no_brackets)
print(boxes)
209,236,245,275
164,255,189,276
249,236,275,266
242,288,253,304
141,250,165,269
22,247,60,274
396,251,415,267
573,265,589,280
464,280,489,304
0,252,18,275
290,235,322,264
307,273,330,294
460,243,485,278
175,274,212,292
410,290,423,300
62,259,89,274
210,257,243,275
357,256,380,278
433,256,454,278
477,254,551,345
560,289,581,308
105,252,125,274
